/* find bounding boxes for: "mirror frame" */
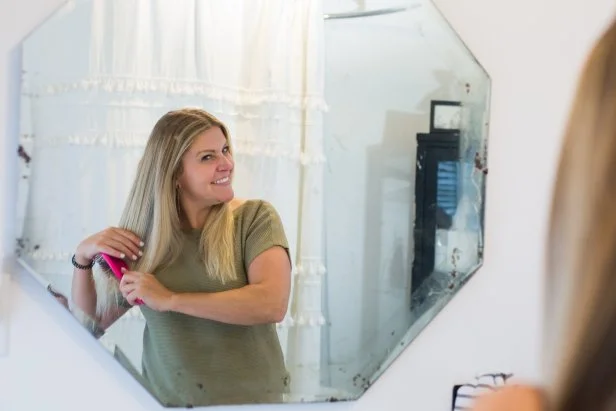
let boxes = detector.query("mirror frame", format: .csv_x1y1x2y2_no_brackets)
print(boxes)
8,0,492,405
0,270,9,356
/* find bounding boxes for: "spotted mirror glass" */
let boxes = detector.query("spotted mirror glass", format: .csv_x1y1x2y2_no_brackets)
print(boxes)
14,0,490,406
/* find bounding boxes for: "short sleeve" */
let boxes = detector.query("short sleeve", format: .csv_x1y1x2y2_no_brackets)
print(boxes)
244,201,291,269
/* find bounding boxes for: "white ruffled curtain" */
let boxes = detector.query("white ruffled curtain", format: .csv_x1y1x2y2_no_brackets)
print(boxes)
19,0,327,399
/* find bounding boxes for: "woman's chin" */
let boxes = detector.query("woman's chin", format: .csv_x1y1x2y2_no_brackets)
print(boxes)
219,189,235,203
204,186,234,206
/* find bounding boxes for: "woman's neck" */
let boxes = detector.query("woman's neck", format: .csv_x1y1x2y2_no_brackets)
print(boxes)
180,203,211,230
179,198,240,229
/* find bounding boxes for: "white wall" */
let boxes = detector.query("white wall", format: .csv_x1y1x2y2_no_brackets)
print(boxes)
1,0,615,410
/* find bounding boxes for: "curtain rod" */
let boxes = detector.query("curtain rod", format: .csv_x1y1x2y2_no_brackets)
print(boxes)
323,6,411,20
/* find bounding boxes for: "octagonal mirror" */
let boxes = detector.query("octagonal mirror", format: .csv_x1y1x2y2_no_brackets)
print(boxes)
14,0,490,407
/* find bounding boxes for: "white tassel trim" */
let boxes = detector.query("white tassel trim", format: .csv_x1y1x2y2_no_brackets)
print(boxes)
26,134,327,165
276,313,326,329
293,260,327,277
24,250,71,262
23,76,329,111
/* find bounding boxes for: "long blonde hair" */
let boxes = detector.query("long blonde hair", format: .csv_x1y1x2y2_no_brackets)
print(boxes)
95,108,236,315
546,17,616,411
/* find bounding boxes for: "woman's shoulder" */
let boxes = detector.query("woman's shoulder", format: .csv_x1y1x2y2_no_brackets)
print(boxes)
230,198,277,215
231,198,286,248
472,385,544,411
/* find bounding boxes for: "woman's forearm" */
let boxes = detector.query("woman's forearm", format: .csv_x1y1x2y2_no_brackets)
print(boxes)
167,285,287,326
71,264,129,331
71,265,98,322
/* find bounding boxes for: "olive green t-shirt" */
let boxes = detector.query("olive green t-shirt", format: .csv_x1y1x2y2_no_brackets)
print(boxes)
138,200,291,407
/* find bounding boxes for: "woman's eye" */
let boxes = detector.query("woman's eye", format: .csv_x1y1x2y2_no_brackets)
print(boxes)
222,146,230,154
201,155,213,161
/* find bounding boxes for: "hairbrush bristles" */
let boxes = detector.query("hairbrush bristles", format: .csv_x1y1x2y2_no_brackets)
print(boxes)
94,254,112,274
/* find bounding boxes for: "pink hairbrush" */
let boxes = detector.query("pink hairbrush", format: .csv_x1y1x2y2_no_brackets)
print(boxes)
96,253,144,306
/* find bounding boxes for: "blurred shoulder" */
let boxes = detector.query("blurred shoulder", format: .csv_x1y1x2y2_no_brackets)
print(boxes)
472,385,544,411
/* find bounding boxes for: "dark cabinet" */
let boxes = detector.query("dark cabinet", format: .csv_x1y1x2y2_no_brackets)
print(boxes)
411,132,460,295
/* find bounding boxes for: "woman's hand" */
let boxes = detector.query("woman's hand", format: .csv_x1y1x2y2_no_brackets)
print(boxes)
119,269,175,312
75,227,144,265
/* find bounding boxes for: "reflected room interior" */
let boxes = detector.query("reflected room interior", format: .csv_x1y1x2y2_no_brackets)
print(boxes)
14,0,490,406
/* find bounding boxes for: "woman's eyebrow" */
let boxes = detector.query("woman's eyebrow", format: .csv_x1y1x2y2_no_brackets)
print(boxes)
196,149,216,155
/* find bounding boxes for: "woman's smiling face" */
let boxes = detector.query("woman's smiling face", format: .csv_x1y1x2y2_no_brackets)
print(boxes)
176,127,235,209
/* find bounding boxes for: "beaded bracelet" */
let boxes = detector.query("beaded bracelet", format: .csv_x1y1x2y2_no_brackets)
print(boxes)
71,254,94,270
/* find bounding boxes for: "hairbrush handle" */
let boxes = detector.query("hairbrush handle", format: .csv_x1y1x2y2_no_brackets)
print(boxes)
98,253,144,306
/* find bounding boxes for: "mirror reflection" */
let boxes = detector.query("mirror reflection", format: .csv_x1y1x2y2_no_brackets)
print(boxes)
15,0,490,407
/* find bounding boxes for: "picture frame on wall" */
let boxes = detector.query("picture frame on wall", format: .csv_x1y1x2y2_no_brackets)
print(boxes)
430,100,462,133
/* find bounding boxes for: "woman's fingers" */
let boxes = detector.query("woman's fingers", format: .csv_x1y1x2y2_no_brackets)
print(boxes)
99,238,136,261
119,271,149,307
96,243,128,260
77,227,144,263
119,276,136,295
112,228,144,250
120,270,139,284
105,234,141,260
125,289,141,306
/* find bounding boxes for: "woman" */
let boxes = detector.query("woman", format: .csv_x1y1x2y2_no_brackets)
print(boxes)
473,16,616,411
70,108,292,407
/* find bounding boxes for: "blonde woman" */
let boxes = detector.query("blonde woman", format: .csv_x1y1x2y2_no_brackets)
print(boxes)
70,108,292,407
473,16,616,411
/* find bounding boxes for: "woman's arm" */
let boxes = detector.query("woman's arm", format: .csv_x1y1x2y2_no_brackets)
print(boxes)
71,259,98,320
121,246,291,325
71,262,130,330
71,227,143,330
170,246,291,324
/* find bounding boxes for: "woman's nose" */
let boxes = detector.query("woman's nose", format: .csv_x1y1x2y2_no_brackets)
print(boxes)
217,155,233,170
